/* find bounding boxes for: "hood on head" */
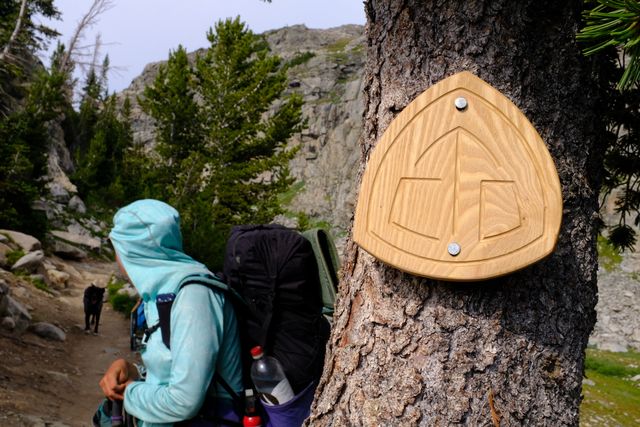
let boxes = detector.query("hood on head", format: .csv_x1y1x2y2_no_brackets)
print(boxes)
109,199,211,300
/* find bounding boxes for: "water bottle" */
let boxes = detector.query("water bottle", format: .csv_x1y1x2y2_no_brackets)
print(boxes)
242,389,263,427
249,346,294,406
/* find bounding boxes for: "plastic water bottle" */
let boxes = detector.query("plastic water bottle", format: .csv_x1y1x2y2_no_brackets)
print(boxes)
250,346,294,406
242,389,263,427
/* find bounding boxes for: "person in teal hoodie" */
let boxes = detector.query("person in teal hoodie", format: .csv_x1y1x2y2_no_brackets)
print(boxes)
99,199,243,426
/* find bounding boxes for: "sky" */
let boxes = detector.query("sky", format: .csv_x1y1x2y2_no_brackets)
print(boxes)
39,0,366,93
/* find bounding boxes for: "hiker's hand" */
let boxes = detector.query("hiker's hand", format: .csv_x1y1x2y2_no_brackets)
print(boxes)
99,359,138,400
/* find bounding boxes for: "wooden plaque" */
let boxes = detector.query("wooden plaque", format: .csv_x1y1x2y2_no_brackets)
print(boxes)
353,71,562,281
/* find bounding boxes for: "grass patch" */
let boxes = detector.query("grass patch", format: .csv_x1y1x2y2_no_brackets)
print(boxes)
30,276,51,294
287,51,315,68
327,38,351,54
581,349,640,426
107,277,138,316
598,234,623,271
6,249,25,266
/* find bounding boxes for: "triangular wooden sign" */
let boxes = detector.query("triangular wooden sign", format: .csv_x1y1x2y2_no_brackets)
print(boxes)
353,71,562,281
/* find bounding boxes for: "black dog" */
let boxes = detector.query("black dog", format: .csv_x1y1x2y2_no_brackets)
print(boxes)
83,284,105,335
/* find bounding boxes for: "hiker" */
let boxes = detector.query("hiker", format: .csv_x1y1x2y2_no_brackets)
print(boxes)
97,199,243,426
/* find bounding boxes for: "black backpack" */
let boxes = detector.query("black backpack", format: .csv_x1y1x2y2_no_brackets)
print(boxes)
222,224,339,394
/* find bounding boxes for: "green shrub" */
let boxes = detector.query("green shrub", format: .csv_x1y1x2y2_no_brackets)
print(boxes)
598,235,623,272
107,277,138,316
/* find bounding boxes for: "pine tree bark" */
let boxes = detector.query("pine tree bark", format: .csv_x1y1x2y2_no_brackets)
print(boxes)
308,1,605,425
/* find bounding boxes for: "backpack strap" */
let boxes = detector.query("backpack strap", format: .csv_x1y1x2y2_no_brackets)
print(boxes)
178,275,246,425
179,273,246,307
301,228,340,317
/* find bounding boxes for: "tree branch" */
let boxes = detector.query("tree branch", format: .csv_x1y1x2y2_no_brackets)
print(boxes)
0,0,29,63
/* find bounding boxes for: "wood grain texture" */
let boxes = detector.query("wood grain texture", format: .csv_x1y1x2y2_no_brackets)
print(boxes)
353,71,563,281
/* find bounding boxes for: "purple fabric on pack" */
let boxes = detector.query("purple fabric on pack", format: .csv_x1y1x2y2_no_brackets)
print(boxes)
263,381,316,427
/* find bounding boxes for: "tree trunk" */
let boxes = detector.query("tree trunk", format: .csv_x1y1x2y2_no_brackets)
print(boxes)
308,1,605,425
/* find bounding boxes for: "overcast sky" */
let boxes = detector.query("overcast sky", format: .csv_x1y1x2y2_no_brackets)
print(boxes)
39,0,366,93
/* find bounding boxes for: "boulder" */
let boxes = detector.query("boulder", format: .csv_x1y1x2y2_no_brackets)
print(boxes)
0,279,9,313
47,181,70,203
3,295,31,334
32,198,66,224
51,239,88,260
0,242,12,268
11,250,45,274
1,316,15,330
47,269,70,290
50,230,101,252
117,283,138,298
31,322,66,341
0,229,41,252
68,195,87,214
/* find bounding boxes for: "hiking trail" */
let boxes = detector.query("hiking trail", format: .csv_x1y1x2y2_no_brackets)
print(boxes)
0,258,137,427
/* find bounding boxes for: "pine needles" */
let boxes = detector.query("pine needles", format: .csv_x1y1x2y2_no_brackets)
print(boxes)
578,0,640,90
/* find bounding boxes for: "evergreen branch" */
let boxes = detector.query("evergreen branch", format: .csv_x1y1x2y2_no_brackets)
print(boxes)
578,0,640,89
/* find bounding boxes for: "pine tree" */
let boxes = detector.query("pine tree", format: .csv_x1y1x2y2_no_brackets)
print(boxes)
141,17,304,269
72,57,136,208
139,45,204,201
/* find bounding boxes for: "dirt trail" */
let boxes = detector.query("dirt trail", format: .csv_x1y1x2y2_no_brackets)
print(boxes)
0,258,137,427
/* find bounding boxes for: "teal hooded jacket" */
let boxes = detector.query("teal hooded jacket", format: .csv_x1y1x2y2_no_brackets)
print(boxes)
109,199,243,426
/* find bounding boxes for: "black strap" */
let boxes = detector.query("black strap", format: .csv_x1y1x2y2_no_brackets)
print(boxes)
143,322,160,344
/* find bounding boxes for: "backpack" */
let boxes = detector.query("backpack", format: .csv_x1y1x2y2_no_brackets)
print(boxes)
221,224,339,394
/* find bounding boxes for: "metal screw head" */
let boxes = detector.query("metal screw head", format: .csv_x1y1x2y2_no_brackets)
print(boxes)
447,242,461,256
454,97,468,111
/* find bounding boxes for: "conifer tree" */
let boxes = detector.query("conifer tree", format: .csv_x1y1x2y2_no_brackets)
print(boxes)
141,17,304,269
139,45,204,201
72,57,136,208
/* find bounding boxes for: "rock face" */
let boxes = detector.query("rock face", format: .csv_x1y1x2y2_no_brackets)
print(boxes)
117,24,365,234
590,251,640,352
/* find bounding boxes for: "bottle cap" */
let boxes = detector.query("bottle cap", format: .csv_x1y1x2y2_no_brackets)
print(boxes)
250,346,264,359
243,415,263,427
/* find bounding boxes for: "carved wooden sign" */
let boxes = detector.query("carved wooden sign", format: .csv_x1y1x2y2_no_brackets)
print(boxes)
353,71,563,281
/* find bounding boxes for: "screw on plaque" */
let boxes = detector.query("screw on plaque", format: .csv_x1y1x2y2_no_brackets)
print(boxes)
448,242,461,256
454,97,468,111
